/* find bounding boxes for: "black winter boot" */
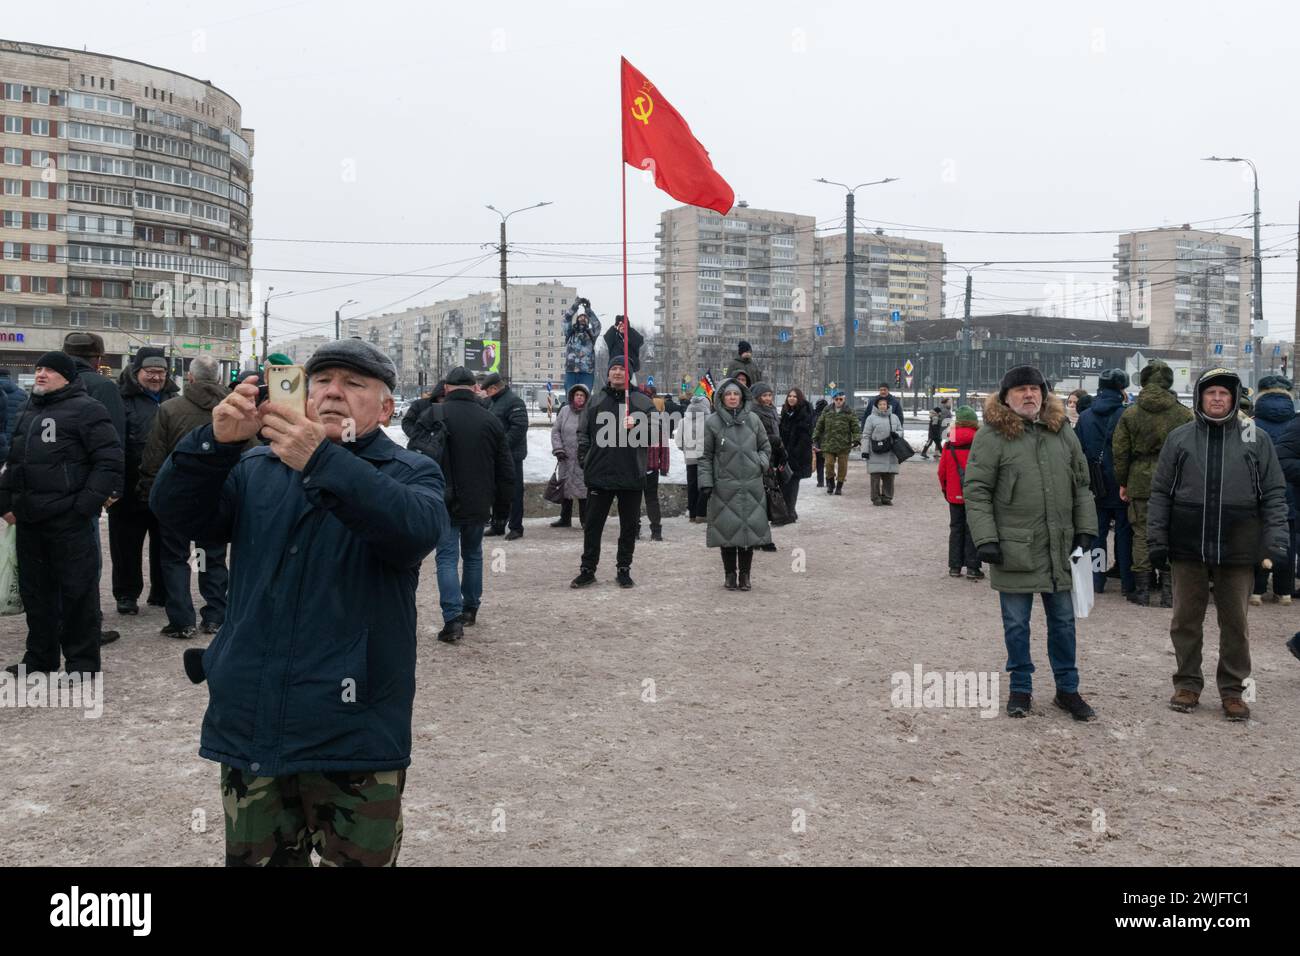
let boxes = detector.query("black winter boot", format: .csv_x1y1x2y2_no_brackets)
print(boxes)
826,478,836,495
833,483,843,496
1127,570,1152,607
725,572,738,590
738,571,751,591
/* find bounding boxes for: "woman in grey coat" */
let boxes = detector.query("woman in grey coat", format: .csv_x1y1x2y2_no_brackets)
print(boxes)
863,395,903,506
549,383,589,527
699,378,771,591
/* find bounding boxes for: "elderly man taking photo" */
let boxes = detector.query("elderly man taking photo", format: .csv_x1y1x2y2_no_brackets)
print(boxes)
150,340,447,866
1148,367,1288,721
963,365,1099,721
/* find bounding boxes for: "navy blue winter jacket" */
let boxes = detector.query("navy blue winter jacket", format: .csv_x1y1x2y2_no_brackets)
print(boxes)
150,424,448,776
1254,389,1298,521
1075,387,1126,508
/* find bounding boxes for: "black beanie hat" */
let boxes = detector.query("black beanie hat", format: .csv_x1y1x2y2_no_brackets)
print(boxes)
998,365,1047,403
738,340,752,355
35,351,79,383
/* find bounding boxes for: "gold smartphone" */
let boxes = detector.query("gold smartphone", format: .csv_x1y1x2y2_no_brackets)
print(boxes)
266,365,307,414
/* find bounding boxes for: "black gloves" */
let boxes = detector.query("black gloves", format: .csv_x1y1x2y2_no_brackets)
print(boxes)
1072,534,1093,553
977,542,1004,565
1148,548,1168,570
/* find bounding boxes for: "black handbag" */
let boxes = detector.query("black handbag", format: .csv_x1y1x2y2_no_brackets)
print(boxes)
891,433,916,462
765,470,793,525
870,436,892,454
543,464,566,505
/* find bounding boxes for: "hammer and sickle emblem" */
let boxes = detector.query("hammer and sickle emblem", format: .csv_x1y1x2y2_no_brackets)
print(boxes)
631,92,653,125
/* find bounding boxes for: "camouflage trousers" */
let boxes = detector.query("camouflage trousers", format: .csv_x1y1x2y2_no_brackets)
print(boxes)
1128,497,1152,573
221,764,405,867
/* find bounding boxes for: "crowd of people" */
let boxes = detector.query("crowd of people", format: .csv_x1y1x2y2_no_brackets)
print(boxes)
3,313,1297,866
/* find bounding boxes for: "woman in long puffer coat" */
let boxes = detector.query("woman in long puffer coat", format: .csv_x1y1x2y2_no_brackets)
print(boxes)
862,395,903,506
549,383,589,527
699,378,771,591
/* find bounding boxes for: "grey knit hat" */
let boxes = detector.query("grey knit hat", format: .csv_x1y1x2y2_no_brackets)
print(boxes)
304,339,397,390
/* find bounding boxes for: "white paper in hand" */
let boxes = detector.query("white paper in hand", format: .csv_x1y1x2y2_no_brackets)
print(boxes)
1070,546,1094,618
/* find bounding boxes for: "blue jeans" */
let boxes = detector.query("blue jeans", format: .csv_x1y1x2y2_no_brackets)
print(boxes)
563,371,594,393
436,522,485,623
1094,502,1133,593
998,590,1078,695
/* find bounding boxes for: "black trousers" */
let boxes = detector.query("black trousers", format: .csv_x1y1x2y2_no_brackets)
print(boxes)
581,488,640,572
17,514,101,673
642,471,662,531
108,503,165,603
815,451,825,484
686,463,710,518
558,497,588,524
490,456,526,532
948,503,980,572
721,546,754,573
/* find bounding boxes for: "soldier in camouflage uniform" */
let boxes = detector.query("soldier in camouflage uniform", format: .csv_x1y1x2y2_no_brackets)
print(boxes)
1112,359,1193,607
811,391,861,495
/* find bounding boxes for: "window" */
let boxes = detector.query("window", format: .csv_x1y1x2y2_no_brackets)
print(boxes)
3,211,21,228
30,276,48,294
0,305,14,324
3,148,21,166
66,122,134,147
32,88,50,105
3,116,21,134
134,314,150,331
32,307,53,324
101,281,125,298
29,213,48,231
29,180,48,199
2,242,17,260
29,150,50,169
102,312,121,329
66,91,130,117
3,276,19,292
2,84,21,101
2,179,17,196
29,244,48,262
30,118,49,136
69,310,89,327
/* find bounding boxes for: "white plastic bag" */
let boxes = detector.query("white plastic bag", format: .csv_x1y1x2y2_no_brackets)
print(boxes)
1070,546,1094,618
0,522,21,616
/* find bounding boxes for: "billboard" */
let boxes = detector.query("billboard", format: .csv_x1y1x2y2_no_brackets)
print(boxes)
463,339,501,374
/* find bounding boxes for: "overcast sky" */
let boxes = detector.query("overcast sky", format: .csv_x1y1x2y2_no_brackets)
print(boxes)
8,0,1298,350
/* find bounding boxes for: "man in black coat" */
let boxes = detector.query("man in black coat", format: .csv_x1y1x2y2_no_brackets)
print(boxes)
411,366,515,643
603,315,644,380
571,357,656,589
63,332,126,645
1,352,123,676
109,346,178,615
482,372,529,540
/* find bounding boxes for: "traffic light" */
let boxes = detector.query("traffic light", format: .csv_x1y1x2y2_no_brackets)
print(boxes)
895,368,901,386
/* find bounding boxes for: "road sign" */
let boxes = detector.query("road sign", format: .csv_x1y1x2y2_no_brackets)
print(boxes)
778,330,790,343
904,360,914,375
1275,345,1282,356
647,375,655,388
905,375,913,389
891,310,901,323
815,324,825,337
853,318,860,332
1214,343,1223,355
1245,343,1253,354
545,381,553,392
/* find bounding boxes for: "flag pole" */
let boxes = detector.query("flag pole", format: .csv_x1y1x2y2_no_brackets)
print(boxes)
620,87,629,425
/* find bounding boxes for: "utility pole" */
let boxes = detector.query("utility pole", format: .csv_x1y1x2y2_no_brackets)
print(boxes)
486,201,552,381
261,286,271,368
816,177,898,403
956,263,991,407
1203,156,1263,388
335,298,357,341
1294,200,1299,393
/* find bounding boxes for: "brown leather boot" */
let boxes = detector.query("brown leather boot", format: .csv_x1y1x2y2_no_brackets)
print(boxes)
1221,697,1251,721
1168,688,1200,712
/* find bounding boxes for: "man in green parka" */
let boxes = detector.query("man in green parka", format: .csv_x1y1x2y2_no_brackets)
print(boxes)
1112,358,1193,607
811,390,861,495
964,365,1099,721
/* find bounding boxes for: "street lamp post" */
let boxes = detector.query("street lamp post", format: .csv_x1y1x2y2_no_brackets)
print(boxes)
815,177,898,402
1203,157,1263,388
261,286,294,367
954,262,993,407
486,201,552,380
335,298,358,341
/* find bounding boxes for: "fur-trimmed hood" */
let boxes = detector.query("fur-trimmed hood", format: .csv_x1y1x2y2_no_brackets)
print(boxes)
981,391,1067,439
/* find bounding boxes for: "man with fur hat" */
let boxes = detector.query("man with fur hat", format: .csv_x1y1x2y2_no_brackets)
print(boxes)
963,365,1098,721
1148,367,1288,721
1075,368,1133,596
1112,359,1193,607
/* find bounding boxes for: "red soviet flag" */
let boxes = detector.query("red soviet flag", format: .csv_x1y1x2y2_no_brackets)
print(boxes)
621,57,734,215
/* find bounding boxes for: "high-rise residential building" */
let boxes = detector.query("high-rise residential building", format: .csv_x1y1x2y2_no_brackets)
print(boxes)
654,202,816,391
275,334,330,366
0,40,253,380
1114,226,1253,371
814,229,945,342
348,281,576,396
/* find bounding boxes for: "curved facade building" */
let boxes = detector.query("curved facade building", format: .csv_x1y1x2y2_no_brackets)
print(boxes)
0,39,252,380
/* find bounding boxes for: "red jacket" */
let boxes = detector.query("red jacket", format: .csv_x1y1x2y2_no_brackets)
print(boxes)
937,424,977,504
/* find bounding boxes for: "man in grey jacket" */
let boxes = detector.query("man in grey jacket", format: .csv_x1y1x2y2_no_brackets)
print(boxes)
1148,367,1289,721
